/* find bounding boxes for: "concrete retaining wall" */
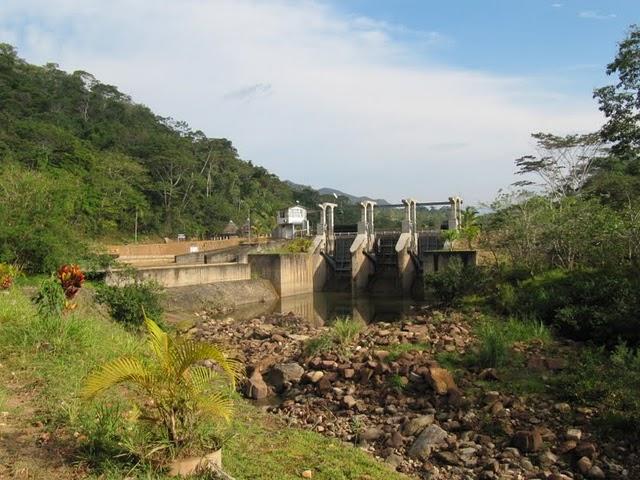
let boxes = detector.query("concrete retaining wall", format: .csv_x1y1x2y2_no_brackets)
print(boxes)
108,238,241,257
248,254,327,297
107,263,251,288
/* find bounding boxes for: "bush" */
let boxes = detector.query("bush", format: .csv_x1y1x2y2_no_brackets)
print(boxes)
285,237,312,253
553,344,640,438
82,317,242,455
34,277,66,318
499,268,640,346
95,280,164,326
0,263,20,290
424,258,487,306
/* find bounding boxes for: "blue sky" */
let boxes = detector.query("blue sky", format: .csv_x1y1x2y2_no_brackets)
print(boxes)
337,1,637,95
0,1,638,204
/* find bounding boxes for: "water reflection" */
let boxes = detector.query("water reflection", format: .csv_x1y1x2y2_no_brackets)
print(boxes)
230,292,422,326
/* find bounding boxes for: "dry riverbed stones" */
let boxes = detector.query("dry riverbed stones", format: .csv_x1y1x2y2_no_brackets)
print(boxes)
190,308,637,480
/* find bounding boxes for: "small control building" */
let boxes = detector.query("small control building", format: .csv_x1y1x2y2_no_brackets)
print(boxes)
273,205,310,239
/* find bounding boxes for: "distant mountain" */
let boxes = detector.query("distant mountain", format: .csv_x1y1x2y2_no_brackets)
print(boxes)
285,181,391,205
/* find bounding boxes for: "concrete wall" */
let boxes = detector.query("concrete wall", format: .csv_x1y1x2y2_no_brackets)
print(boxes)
422,250,478,274
108,238,241,257
107,262,250,288
248,253,328,298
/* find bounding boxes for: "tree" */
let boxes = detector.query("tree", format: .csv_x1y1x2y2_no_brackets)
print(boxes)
514,132,603,198
460,207,480,249
594,25,640,165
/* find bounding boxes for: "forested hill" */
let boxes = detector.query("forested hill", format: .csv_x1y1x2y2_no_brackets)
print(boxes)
0,43,296,241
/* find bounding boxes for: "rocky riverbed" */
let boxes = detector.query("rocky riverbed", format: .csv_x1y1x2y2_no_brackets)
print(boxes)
188,308,638,480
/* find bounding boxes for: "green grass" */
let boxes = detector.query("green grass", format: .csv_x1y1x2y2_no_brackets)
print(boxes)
304,316,364,356
470,316,551,368
332,316,364,347
225,404,406,480
0,287,407,479
384,342,431,362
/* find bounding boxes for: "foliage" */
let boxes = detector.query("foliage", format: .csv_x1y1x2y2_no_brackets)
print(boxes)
285,237,312,253
472,316,550,368
424,258,487,306
0,44,296,245
594,25,640,164
460,207,480,249
0,164,89,273
441,229,460,250
57,264,85,299
498,268,640,346
304,316,364,356
514,132,603,198
332,316,364,347
553,344,640,438
82,316,243,453
0,263,20,290
95,279,164,326
34,276,67,318
0,288,407,480
484,193,630,272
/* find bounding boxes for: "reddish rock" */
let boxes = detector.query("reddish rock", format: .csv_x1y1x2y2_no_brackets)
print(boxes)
426,366,458,395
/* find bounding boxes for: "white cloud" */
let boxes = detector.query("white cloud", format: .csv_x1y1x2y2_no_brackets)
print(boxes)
579,10,617,20
0,0,602,204
551,3,563,8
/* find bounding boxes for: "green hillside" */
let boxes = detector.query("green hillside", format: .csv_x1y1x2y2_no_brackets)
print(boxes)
0,44,300,270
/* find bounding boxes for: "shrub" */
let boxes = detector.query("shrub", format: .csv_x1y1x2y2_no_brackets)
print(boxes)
285,237,312,253
81,317,243,454
553,344,640,438
502,268,640,346
95,280,164,326
34,277,66,318
57,264,85,300
0,263,20,290
424,258,487,306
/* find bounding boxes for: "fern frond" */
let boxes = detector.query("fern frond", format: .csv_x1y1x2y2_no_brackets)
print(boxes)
144,316,171,371
171,340,244,388
81,357,150,400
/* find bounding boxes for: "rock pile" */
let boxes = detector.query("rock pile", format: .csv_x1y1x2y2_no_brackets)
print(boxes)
190,309,637,480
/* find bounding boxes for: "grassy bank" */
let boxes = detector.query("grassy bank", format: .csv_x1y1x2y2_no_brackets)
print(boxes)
0,287,407,480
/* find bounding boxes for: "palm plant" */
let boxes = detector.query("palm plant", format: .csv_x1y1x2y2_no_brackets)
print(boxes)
81,316,243,448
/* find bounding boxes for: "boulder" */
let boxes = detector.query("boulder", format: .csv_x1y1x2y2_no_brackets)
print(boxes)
402,414,435,437
577,456,592,475
407,424,448,459
426,366,458,395
243,370,270,400
360,427,384,442
265,363,304,392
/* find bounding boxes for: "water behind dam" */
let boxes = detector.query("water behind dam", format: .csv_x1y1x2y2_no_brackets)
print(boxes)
225,292,425,327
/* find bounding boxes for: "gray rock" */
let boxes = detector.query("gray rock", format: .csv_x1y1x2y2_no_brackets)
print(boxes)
243,370,270,400
360,427,384,442
408,424,448,459
265,362,304,392
402,414,435,436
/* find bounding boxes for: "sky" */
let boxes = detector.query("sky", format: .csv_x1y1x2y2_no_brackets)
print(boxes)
1,1,639,205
